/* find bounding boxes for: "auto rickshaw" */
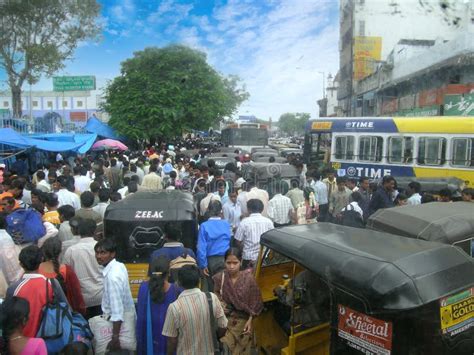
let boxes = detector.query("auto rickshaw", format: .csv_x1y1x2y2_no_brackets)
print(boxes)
367,202,474,256
254,223,474,354
241,162,300,190
103,190,197,298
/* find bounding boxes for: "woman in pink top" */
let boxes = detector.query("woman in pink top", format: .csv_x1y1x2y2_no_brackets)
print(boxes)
0,296,47,355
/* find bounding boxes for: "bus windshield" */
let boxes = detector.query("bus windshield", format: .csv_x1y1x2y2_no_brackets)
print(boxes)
222,127,268,148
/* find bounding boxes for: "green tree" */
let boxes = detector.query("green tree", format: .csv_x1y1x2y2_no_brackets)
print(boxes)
0,0,101,118
278,112,310,136
104,45,249,140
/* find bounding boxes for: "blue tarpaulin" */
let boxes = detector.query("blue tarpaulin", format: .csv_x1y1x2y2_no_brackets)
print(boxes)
0,128,97,153
85,117,121,140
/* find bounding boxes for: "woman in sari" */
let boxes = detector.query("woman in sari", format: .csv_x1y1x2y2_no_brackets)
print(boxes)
136,256,180,355
213,248,263,355
295,187,319,224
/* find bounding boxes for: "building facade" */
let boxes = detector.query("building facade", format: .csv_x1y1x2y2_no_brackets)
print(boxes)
0,90,107,125
338,0,473,116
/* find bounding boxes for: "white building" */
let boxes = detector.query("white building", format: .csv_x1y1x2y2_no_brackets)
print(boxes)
0,90,106,124
338,0,473,116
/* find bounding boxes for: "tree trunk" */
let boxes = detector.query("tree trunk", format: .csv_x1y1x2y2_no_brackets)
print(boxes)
11,85,22,118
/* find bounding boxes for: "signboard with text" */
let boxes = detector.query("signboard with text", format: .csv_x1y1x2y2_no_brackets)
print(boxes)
444,94,474,116
53,76,96,91
440,287,474,336
353,36,382,81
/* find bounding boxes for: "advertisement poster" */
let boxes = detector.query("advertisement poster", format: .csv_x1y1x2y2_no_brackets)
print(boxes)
440,287,474,336
338,305,392,355
353,36,382,81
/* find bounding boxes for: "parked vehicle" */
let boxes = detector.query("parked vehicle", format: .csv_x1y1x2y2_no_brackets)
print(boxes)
254,223,474,354
367,201,474,256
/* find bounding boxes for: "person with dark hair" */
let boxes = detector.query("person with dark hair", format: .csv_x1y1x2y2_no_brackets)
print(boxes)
57,205,76,242
89,181,101,207
0,297,47,354
329,176,352,222
341,191,364,220
38,237,86,315
150,224,196,264
118,176,131,198
74,165,92,194
36,170,51,193
76,191,103,237
56,175,81,210
222,190,242,233
162,264,227,355
110,191,122,202
63,218,103,319
438,188,452,202
368,175,396,216
407,181,422,205
6,246,54,337
197,200,231,289
295,187,319,225
141,164,163,191
136,256,181,355
421,193,436,204
234,199,274,269
213,248,263,354
285,178,304,209
93,188,110,218
94,238,135,352
395,193,408,206
322,169,337,200
268,180,294,227
107,158,122,192
43,192,60,226
126,181,138,195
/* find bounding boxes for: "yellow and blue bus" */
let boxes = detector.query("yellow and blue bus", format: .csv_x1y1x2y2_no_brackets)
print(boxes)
303,116,474,186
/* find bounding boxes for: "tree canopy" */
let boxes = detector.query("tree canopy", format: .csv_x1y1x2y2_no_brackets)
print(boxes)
278,112,310,136
104,45,249,140
0,0,101,117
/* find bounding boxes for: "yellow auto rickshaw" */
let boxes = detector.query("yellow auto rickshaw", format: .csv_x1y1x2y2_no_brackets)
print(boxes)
254,223,474,354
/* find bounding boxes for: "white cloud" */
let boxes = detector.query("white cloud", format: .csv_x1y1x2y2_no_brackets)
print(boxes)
147,0,194,25
110,0,136,23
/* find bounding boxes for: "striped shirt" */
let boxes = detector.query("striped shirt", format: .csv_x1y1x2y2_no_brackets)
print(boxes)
162,288,227,355
63,237,103,307
268,194,294,225
234,213,274,261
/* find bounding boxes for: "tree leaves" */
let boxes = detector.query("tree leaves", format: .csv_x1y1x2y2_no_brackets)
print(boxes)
104,45,249,140
278,112,311,136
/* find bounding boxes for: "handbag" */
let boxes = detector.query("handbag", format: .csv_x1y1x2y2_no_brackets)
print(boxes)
36,279,93,354
206,292,222,355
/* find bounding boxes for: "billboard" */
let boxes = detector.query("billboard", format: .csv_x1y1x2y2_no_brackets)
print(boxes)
353,36,382,81
444,94,474,116
53,76,96,91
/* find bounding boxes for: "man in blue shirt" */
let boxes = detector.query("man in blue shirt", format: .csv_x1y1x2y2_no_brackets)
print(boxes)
197,200,231,290
149,224,196,271
369,175,396,216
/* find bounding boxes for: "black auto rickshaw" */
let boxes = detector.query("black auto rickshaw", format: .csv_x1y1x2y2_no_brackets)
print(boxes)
254,223,474,354
103,190,197,298
367,202,474,256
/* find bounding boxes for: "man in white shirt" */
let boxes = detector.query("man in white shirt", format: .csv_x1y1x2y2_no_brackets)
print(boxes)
92,188,110,219
246,183,270,217
234,199,274,269
268,181,294,227
63,219,103,319
36,171,51,193
73,166,92,194
95,238,136,352
311,171,329,222
56,176,81,210
407,181,422,206
222,191,242,233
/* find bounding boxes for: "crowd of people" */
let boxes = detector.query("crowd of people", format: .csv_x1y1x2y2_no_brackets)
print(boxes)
0,138,472,354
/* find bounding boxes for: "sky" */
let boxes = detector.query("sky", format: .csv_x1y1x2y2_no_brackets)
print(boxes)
1,0,340,121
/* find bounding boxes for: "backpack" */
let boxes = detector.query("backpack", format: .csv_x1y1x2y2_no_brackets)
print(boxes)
37,279,93,354
169,253,197,281
6,208,46,244
342,204,365,229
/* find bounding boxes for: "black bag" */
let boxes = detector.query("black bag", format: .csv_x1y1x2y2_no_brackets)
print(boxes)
342,204,365,229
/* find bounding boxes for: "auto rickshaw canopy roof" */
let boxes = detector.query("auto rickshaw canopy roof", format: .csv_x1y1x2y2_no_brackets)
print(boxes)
367,202,474,244
261,223,474,311
104,190,195,222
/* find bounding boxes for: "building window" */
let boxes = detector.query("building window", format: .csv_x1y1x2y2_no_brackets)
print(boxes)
334,136,354,160
359,136,383,162
47,101,53,108
63,101,68,108
32,101,38,107
76,100,83,107
451,138,474,167
3,101,8,108
388,136,413,164
418,137,446,166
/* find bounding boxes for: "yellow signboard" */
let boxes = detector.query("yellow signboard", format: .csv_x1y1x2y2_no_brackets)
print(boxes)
440,287,474,336
311,121,332,130
353,36,382,81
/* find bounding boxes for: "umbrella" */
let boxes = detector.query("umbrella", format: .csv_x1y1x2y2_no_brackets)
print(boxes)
92,139,128,151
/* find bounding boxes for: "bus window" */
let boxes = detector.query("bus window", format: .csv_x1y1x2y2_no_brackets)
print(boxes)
359,136,383,162
334,136,354,160
452,138,474,168
388,136,413,164
418,137,446,166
